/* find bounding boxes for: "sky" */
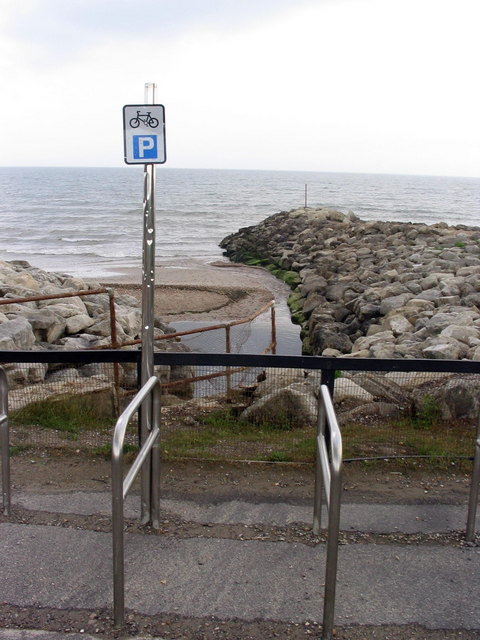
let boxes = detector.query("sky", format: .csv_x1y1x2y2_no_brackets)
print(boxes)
1,0,479,177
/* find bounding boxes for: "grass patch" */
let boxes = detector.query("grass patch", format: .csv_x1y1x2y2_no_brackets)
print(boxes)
11,395,116,435
413,394,442,430
9,445,31,456
159,401,476,467
161,408,315,461
91,442,139,459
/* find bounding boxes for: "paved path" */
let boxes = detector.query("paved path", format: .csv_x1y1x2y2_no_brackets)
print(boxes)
0,491,478,638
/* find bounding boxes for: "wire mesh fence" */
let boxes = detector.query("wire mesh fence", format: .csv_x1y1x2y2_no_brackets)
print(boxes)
2,355,479,465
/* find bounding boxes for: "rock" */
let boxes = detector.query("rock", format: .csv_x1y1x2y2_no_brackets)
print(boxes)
65,313,96,335
241,381,317,428
0,317,35,349
380,293,413,315
220,207,480,366
412,375,480,420
350,373,411,409
18,309,67,343
422,338,469,360
333,378,374,404
254,367,305,397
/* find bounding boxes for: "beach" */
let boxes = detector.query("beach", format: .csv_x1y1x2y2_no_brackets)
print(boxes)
97,260,290,323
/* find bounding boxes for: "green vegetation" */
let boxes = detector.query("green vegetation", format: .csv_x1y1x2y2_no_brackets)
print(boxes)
160,408,314,462
455,241,466,248
9,445,30,456
287,292,306,326
413,394,442,430
11,395,116,437
92,442,139,459
157,401,474,471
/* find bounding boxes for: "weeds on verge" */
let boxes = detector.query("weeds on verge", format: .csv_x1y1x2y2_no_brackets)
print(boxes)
10,395,116,438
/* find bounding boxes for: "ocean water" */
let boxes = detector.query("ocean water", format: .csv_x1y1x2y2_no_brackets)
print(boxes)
0,166,479,278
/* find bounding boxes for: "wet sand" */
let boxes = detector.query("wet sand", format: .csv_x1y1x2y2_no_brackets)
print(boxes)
96,260,290,323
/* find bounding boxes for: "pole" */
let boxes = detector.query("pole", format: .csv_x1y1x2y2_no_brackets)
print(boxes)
140,81,157,524
304,184,308,209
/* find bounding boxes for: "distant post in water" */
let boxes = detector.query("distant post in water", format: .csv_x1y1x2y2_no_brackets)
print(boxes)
304,183,308,209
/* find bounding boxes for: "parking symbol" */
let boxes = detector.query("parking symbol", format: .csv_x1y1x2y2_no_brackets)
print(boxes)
133,135,158,159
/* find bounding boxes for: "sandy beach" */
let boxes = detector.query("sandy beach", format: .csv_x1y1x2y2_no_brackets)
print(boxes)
97,260,290,323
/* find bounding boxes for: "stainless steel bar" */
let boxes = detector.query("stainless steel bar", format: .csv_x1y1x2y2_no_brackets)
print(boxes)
123,426,159,499
140,161,156,524
111,375,160,627
139,82,157,526
312,385,343,640
313,397,326,534
323,457,342,640
151,381,161,529
318,436,331,508
111,433,125,627
0,368,10,516
466,417,480,542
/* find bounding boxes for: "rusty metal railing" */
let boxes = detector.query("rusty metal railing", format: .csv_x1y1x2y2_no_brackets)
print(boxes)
0,287,122,413
0,288,276,400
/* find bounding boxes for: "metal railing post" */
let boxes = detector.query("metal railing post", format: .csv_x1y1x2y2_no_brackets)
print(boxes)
466,415,480,542
0,368,10,516
270,304,277,354
312,385,343,640
225,325,232,396
106,288,121,415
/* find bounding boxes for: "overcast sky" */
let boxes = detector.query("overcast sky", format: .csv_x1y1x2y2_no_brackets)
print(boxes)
1,0,479,177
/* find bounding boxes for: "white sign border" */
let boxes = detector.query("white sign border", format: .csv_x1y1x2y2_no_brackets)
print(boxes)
123,104,166,165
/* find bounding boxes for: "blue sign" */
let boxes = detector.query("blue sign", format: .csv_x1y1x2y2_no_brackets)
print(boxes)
133,135,158,159
123,104,166,164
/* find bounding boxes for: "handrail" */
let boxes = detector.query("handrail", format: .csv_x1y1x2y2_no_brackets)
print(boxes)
0,368,10,516
111,375,161,627
313,384,343,640
466,415,480,542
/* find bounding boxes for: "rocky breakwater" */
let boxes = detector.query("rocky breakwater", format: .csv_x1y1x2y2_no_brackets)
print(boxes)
220,207,480,360
221,208,480,425
0,260,192,410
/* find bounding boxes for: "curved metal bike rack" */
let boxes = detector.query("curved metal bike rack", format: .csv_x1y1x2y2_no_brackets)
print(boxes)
111,375,161,627
313,384,343,640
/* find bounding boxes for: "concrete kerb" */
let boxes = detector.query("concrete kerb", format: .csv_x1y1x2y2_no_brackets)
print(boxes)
13,491,480,535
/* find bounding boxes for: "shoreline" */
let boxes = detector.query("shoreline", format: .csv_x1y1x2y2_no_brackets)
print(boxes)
93,260,291,323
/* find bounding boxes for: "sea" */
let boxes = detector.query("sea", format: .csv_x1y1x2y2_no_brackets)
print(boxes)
0,167,478,355
0,167,478,278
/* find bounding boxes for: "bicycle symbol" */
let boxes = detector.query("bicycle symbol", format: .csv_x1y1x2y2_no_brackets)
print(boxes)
129,110,159,128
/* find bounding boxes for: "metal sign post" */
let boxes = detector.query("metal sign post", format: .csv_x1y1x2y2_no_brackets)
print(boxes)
123,82,166,525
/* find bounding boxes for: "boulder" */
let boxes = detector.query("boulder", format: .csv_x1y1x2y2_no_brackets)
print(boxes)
412,376,480,421
241,381,317,428
0,317,35,349
333,378,374,404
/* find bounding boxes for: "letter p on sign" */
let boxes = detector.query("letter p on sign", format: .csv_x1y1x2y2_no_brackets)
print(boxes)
133,135,157,159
